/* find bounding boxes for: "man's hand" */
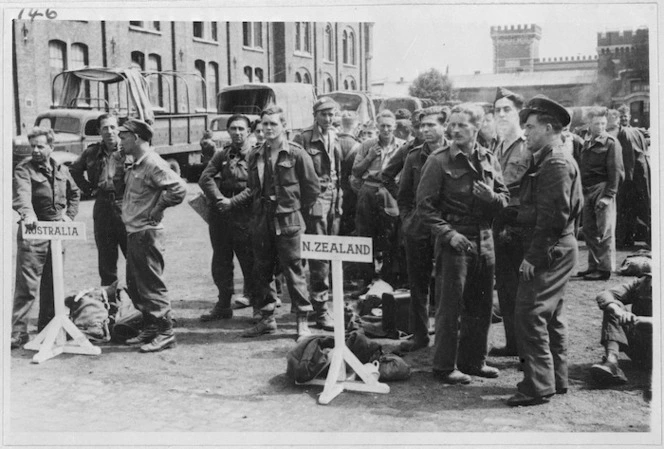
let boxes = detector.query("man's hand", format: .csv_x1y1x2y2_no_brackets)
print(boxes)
148,208,164,226
61,215,72,223
596,196,611,211
472,181,494,203
449,233,472,252
23,214,38,231
368,146,382,160
519,259,535,281
216,197,232,214
616,309,636,325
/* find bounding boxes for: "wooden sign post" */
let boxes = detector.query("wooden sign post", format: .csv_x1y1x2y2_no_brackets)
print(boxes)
300,234,389,405
21,221,102,364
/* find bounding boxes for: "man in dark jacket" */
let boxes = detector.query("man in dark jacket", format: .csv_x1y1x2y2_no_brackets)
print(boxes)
507,96,583,406
242,105,320,340
293,98,342,331
416,103,509,385
12,127,81,349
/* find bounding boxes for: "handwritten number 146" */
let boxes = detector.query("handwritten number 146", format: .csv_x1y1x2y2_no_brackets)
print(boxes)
18,8,58,21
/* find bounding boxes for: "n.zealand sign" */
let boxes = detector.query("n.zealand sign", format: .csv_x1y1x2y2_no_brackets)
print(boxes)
301,235,372,263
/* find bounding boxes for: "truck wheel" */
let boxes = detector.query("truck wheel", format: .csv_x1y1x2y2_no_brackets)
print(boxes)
166,159,181,176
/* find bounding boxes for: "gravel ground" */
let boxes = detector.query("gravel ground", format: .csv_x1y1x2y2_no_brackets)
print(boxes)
4,182,657,447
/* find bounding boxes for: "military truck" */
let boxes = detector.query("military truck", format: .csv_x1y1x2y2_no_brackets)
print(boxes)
318,91,376,125
12,67,210,179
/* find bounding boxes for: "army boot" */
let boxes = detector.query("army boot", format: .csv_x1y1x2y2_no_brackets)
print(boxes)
296,312,312,342
313,301,334,331
242,314,277,338
140,315,176,353
200,299,233,322
125,316,159,346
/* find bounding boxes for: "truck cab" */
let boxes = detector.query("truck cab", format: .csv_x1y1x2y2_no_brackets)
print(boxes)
318,91,376,125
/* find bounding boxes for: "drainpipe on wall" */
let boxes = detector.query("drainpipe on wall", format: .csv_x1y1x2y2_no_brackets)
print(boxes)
226,23,232,85
267,23,271,82
335,23,339,91
313,23,318,92
171,22,179,113
101,21,109,104
13,21,21,134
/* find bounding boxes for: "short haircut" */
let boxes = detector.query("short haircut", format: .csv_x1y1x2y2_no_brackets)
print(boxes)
419,106,449,125
97,113,118,128
27,126,55,145
586,106,608,120
250,119,261,133
360,120,378,132
607,109,620,120
495,93,525,110
450,103,485,128
617,104,630,115
376,110,396,122
261,105,287,126
227,114,251,130
528,112,564,132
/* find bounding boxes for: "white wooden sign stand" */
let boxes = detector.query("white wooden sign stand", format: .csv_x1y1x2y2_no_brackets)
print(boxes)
21,221,101,364
300,235,389,405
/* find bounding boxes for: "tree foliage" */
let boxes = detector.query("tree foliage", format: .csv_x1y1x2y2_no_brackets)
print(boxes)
408,68,455,103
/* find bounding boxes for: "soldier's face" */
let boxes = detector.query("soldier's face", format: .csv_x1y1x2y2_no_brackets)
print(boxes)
253,127,265,143
29,135,53,163
228,119,249,145
261,113,286,141
494,98,520,133
377,117,396,140
523,115,548,152
359,129,377,141
315,109,336,131
118,131,138,154
99,117,120,149
447,112,478,149
619,111,631,127
589,116,607,138
419,115,445,144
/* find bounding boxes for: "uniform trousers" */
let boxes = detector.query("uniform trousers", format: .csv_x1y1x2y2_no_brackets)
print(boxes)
515,233,577,398
126,229,172,321
209,208,255,308
305,187,337,305
93,197,127,286
616,177,651,247
252,203,312,316
432,227,495,372
12,231,60,336
582,182,616,272
493,224,526,351
601,310,652,368
404,233,434,343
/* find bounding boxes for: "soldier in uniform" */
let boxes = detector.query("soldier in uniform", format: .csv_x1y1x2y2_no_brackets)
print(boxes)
338,111,360,237
242,105,320,339
397,106,448,353
198,114,256,322
576,107,624,281
507,95,583,406
490,88,531,357
416,103,509,384
11,127,81,349
293,98,342,331
70,113,127,286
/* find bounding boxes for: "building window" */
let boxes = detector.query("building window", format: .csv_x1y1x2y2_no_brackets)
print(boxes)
342,31,348,64
295,68,311,84
303,72,311,84
343,28,356,65
344,76,356,91
130,21,160,32
243,22,263,49
350,78,357,90
323,74,334,93
49,40,67,105
194,59,206,110
254,67,264,83
295,72,302,83
208,62,219,108
131,51,145,70
71,43,90,104
244,66,253,83
193,22,204,38
295,22,311,54
324,23,334,61
211,22,218,41
147,54,163,108
344,79,349,90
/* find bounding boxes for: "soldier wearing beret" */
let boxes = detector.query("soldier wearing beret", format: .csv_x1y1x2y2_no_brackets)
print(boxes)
507,95,583,406
118,119,187,353
198,114,257,322
292,98,343,331
416,103,509,384
490,87,531,357
576,107,624,281
242,105,320,340
69,113,127,286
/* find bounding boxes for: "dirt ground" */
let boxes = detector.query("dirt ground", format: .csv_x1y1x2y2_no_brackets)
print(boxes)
4,183,658,446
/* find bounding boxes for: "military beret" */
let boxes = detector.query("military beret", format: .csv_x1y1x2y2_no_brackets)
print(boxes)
519,95,571,127
395,108,412,120
118,118,154,141
495,87,524,109
313,97,339,113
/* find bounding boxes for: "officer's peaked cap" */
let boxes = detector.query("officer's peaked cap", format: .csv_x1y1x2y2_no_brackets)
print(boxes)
118,118,154,141
519,95,570,127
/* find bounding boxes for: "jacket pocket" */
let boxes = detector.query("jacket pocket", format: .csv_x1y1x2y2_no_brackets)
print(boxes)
277,210,304,237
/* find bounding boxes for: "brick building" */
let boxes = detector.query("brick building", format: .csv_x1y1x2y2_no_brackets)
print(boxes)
12,20,374,135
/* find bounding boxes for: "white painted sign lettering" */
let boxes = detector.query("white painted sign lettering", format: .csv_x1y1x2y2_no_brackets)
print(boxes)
22,221,87,241
301,235,372,263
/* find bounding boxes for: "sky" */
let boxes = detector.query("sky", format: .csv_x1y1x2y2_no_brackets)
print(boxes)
369,3,656,81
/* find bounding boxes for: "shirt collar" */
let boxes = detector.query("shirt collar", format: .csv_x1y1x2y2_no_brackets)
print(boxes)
134,152,150,166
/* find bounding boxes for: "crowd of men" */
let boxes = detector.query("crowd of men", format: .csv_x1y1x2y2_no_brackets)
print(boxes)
11,87,651,406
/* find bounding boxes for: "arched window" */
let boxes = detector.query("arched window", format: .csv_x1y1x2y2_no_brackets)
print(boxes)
295,72,302,83
71,43,90,105
49,40,67,105
243,66,253,83
348,30,356,65
350,78,357,90
342,30,348,64
147,54,163,108
131,51,145,70
302,72,311,84
254,67,264,83
295,22,311,54
344,80,349,90
324,24,334,61
208,62,219,109
194,59,206,110
323,74,334,93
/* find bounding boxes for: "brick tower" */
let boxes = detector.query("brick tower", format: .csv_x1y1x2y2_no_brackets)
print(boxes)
490,24,542,74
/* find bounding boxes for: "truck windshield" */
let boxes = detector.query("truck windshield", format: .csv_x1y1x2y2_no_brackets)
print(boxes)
321,93,362,111
382,98,420,114
37,116,81,134
217,89,275,115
